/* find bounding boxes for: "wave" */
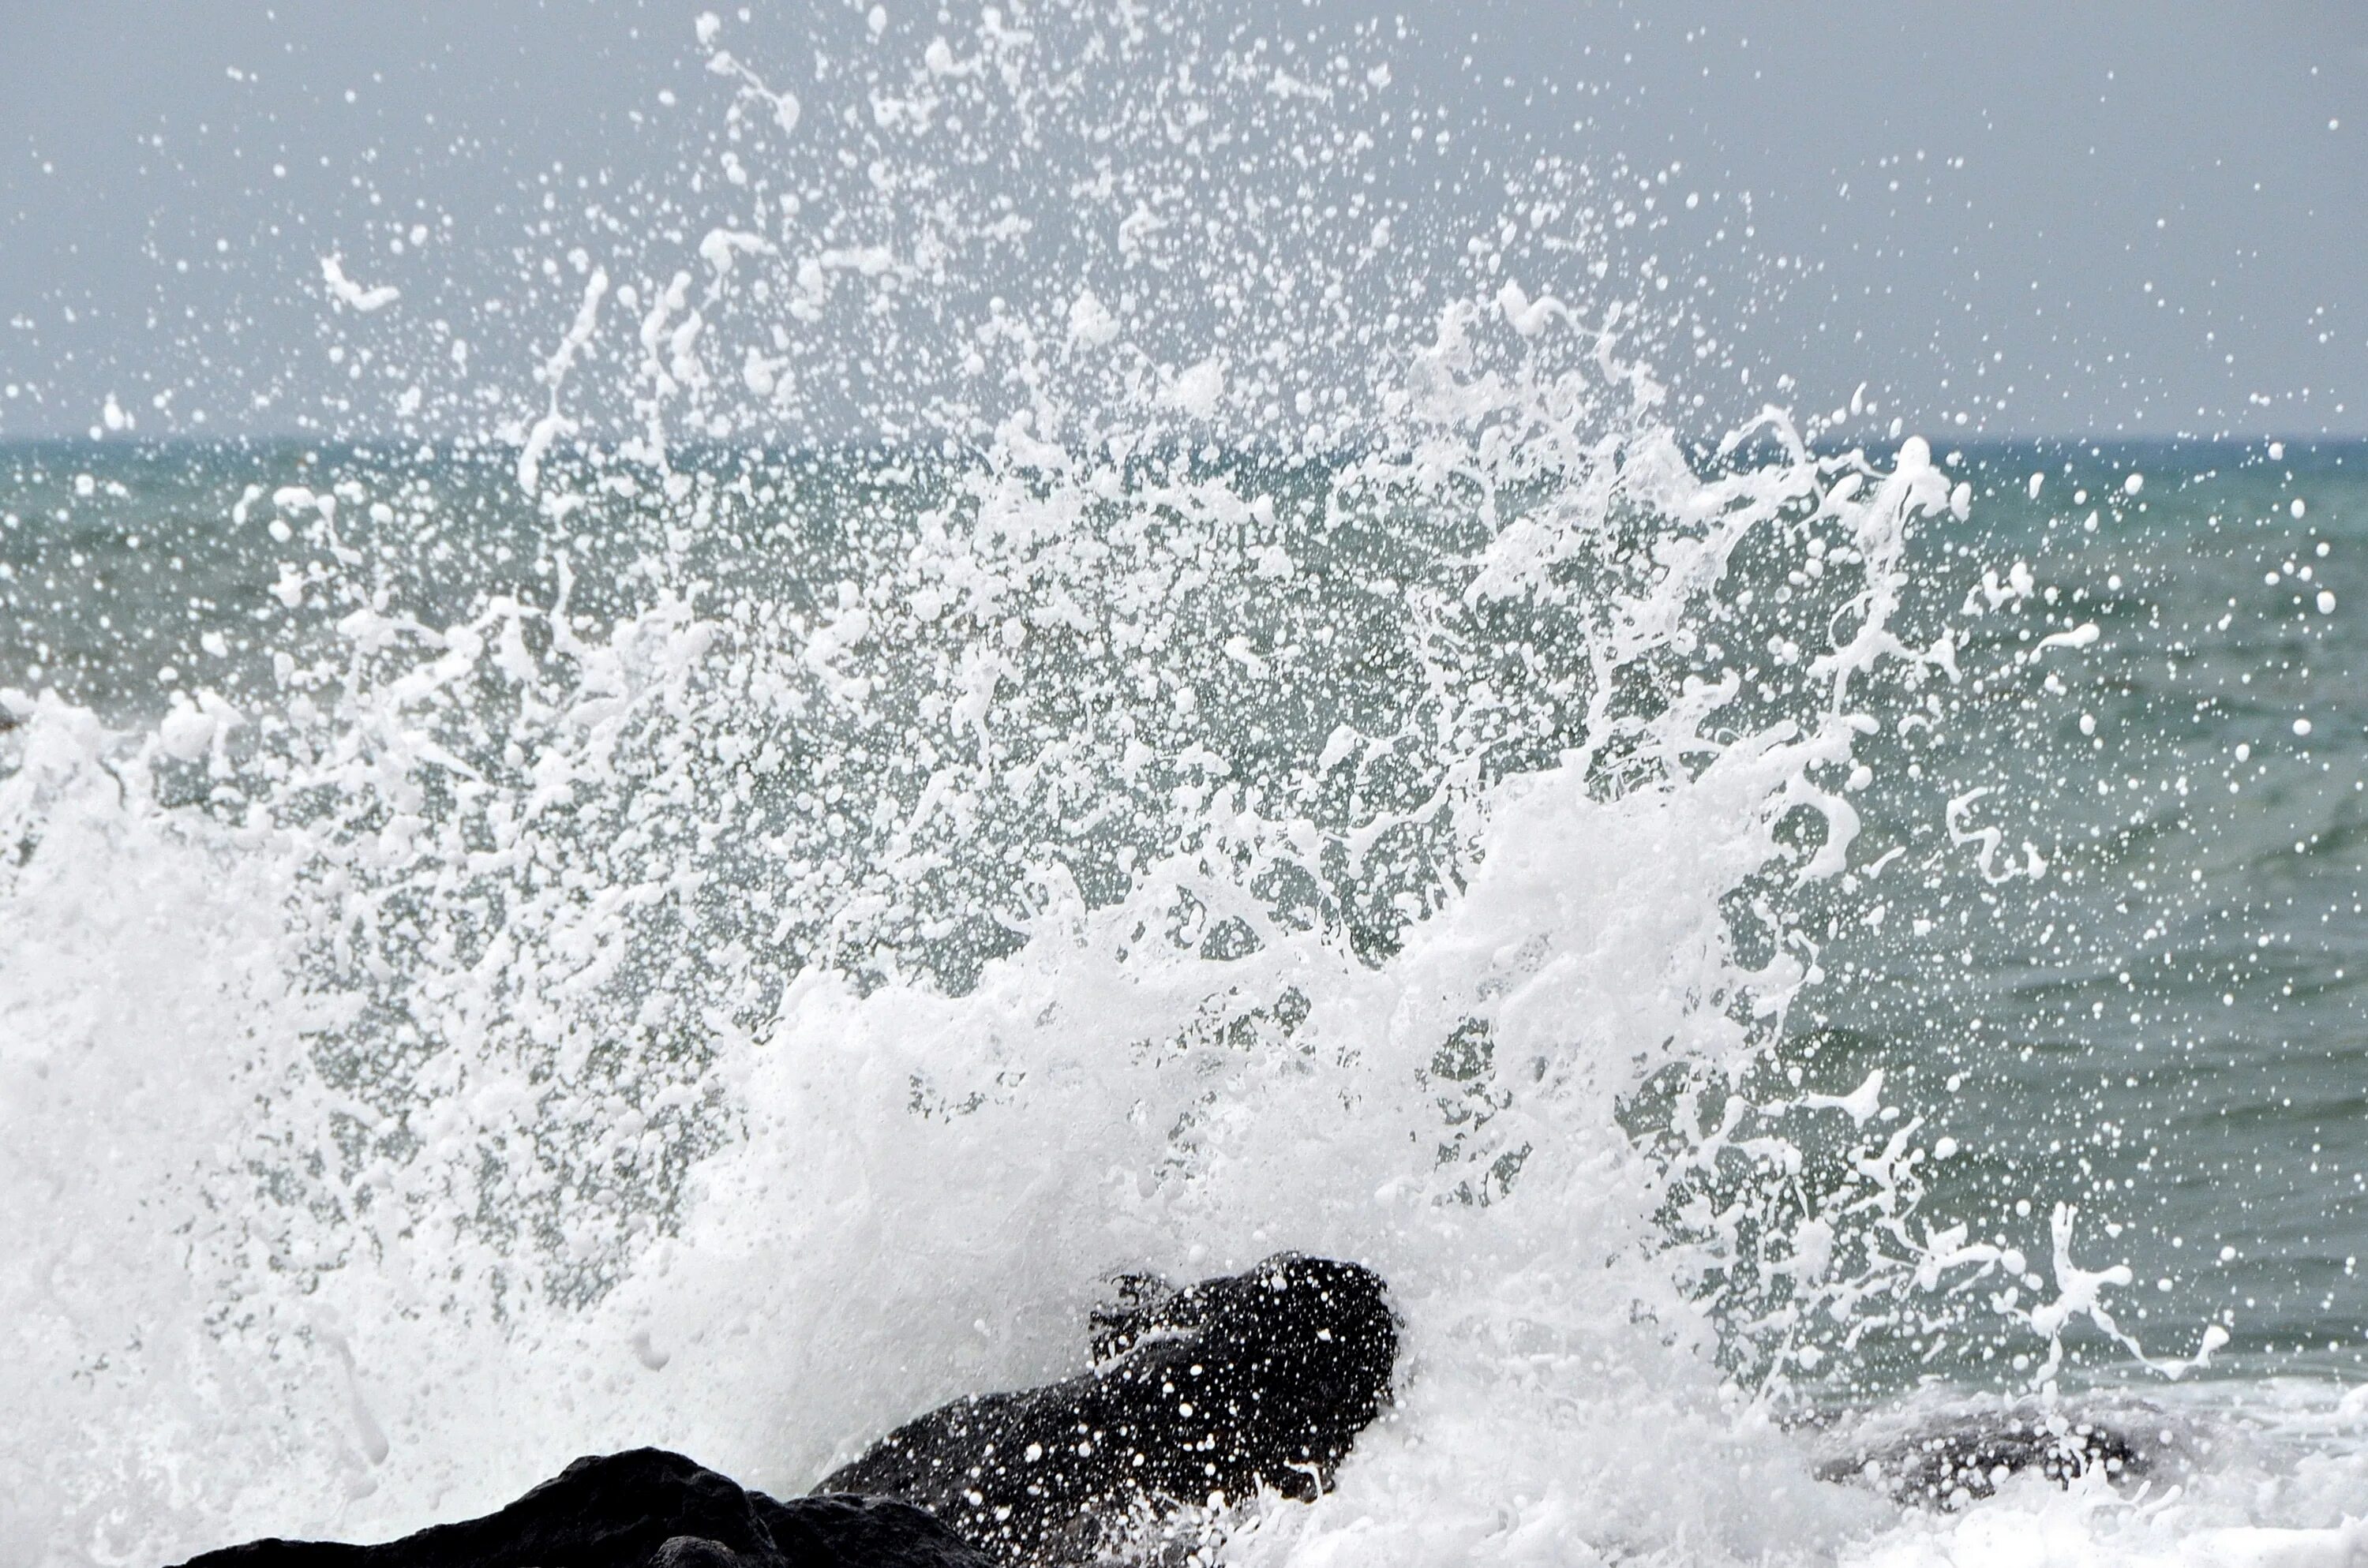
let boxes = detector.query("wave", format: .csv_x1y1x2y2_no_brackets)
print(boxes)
0,7,2354,1565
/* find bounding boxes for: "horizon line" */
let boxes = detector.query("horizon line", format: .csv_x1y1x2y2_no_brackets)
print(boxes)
0,430,2361,456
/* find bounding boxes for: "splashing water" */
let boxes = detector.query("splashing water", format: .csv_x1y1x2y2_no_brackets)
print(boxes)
2,9,2363,1568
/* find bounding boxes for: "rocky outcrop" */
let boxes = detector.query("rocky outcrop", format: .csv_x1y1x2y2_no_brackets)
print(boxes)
170,1254,1398,1568
818,1253,1399,1564
174,1448,989,1568
1817,1404,2198,1507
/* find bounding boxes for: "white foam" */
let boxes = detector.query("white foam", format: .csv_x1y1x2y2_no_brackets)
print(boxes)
320,254,400,313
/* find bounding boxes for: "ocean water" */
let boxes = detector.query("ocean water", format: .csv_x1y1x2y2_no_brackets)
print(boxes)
5,10,2368,1568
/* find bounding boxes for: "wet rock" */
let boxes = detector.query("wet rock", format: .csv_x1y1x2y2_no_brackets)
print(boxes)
650,1542,747,1568
170,1256,1396,1568
174,1447,990,1568
1819,1405,2198,1508
818,1253,1399,1565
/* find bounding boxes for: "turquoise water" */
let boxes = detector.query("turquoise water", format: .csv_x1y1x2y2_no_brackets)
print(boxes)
1816,440,2368,1389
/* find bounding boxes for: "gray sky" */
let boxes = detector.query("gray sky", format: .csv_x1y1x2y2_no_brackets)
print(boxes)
2,0,2364,443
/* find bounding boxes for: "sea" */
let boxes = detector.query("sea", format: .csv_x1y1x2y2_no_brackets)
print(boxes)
4,12,2368,1568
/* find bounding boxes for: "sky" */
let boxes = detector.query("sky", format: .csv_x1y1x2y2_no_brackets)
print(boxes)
2,0,2364,443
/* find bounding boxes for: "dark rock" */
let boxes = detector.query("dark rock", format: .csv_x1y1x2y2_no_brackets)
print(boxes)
167,1255,1397,1568
1819,1405,2197,1508
817,1253,1398,1565
650,1542,746,1568
171,1447,991,1568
